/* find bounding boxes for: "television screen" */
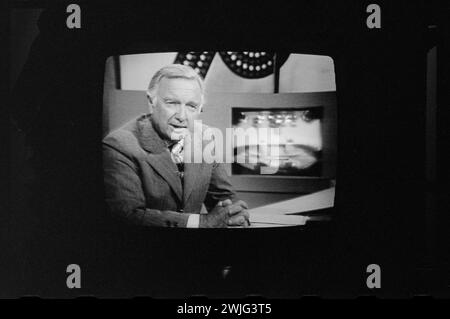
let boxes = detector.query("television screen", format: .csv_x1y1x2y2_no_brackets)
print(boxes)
103,51,337,210
231,107,323,176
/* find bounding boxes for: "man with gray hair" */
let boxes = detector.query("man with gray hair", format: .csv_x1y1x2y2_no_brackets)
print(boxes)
103,64,250,228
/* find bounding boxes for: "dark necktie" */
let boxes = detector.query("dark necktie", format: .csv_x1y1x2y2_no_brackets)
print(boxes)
169,139,184,180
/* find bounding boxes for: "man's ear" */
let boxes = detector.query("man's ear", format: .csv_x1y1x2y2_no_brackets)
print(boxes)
146,93,154,114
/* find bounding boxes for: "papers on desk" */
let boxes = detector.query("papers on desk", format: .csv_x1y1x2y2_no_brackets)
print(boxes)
250,215,309,226
250,187,335,216
249,222,296,228
248,187,335,227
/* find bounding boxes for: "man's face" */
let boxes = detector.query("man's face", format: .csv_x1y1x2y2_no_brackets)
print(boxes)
149,77,202,142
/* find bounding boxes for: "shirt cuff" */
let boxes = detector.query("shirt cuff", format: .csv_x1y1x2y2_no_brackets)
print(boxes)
186,213,200,228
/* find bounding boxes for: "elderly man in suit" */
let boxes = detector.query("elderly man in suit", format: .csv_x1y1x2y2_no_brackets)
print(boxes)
103,64,250,228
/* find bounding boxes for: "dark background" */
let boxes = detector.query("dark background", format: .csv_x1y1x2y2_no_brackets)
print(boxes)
2,0,449,298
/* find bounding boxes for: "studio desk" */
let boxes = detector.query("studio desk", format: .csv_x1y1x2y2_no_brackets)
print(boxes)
247,186,335,227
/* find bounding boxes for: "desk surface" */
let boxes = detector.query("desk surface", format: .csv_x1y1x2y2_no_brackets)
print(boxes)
247,187,335,228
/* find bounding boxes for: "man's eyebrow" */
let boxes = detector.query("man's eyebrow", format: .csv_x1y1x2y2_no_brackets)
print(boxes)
162,96,178,101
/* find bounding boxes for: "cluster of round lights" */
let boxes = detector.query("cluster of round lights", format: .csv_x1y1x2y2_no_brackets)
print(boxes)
219,51,289,79
239,109,323,128
174,51,215,78
174,51,289,79
241,111,299,128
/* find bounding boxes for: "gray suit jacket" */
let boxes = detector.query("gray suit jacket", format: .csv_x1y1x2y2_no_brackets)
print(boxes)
103,114,237,227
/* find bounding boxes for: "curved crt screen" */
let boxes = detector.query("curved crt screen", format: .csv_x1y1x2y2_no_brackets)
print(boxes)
102,51,337,228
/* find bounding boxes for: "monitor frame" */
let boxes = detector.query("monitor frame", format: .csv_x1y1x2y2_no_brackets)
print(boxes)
200,91,337,194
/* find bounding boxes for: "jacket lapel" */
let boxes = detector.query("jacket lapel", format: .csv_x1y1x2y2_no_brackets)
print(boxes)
146,152,183,202
136,115,183,203
183,163,204,204
182,124,211,204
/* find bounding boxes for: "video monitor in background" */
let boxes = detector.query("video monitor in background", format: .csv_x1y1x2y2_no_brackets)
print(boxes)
232,107,323,176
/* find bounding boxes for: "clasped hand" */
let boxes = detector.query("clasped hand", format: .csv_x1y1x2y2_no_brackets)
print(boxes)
199,199,250,228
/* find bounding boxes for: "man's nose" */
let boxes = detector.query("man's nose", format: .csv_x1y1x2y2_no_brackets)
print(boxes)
176,104,187,120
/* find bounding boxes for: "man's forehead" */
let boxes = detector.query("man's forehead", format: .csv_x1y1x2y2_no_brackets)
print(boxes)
157,77,202,95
